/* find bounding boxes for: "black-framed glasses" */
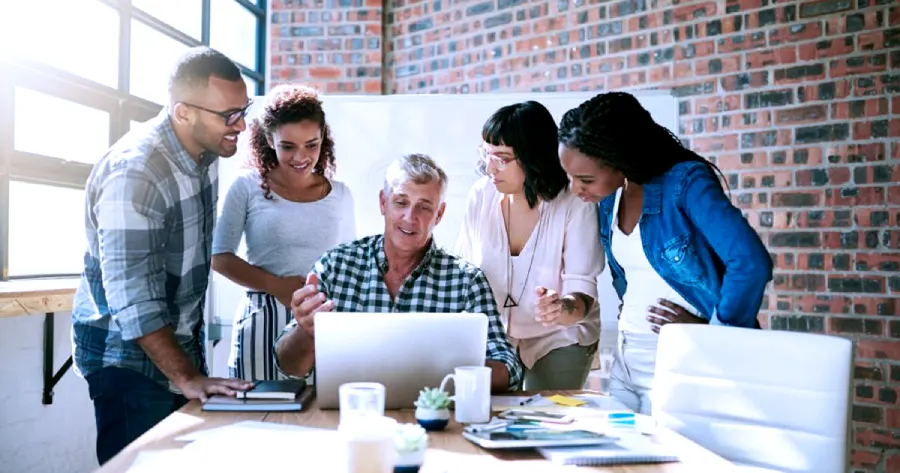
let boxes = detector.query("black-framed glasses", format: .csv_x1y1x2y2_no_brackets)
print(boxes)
182,100,253,127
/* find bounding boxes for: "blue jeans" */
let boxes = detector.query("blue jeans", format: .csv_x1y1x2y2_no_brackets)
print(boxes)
86,367,188,465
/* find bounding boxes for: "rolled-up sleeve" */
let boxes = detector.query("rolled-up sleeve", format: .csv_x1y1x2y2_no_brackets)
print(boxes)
94,165,169,341
561,200,605,299
467,269,522,390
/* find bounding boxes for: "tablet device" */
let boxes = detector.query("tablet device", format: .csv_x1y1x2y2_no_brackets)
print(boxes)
462,427,616,449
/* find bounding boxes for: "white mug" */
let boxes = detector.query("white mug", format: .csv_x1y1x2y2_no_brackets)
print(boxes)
440,366,491,424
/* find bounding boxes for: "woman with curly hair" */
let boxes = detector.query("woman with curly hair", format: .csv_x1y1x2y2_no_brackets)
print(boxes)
557,91,772,413
455,101,605,390
212,84,356,381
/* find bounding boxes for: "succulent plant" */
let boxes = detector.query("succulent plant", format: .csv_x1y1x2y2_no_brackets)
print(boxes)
414,387,451,409
394,423,428,453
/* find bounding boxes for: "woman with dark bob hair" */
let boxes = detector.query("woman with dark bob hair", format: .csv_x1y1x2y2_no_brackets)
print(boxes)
456,101,604,390
557,91,772,413
212,84,356,381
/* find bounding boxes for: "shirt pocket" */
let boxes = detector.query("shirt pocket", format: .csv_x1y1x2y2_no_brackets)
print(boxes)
661,234,705,286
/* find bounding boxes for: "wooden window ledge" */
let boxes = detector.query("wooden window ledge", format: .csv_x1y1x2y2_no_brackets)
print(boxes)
0,278,79,318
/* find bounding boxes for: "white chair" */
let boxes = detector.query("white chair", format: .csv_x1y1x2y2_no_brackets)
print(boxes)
651,324,853,473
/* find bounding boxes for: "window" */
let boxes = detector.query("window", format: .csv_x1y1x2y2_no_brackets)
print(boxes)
132,0,203,40
130,20,193,105
8,181,86,277
14,87,111,164
0,0,267,280
0,0,120,88
210,0,260,69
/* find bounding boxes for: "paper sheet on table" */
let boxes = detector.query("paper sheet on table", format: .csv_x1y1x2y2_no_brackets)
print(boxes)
492,394,630,412
175,420,328,441
490,395,555,409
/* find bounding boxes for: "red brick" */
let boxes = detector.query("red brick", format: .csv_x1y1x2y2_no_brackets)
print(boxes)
607,71,646,89
832,98,890,120
889,408,900,429
858,341,900,361
797,80,852,102
798,36,855,60
769,22,823,45
676,40,716,61
672,2,718,23
695,55,741,76
852,449,881,469
775,104,827,124
892,6,900,26
856,208,897,227
826,187,886,207
853,297,899,316
746,46,797,69
799,0,852,18
692,134,739,153
715,152,766,169
823,143,886,164
888,454,900,473
693,94,742,114
830,53,889,78
718,33,768,53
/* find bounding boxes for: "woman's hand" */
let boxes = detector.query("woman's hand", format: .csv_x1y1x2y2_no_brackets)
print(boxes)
646,298,708,333
534,287,582,327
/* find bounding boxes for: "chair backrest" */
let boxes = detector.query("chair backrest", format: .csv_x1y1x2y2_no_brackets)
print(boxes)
651,324,853,473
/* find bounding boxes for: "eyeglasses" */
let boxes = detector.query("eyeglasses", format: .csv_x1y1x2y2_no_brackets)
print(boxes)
181,100,253,127
477,145,515,171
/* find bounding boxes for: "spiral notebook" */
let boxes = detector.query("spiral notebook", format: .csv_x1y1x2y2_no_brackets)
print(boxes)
537,434,679,466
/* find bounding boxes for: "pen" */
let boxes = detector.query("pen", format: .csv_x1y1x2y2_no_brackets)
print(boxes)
519,394,543,406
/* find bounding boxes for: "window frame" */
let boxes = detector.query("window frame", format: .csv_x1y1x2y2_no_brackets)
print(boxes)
0,0,267,281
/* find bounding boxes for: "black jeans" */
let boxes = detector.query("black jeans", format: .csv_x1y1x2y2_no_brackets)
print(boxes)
86,367,188,465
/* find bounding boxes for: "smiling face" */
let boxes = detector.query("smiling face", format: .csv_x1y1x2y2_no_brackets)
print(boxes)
267,119,323,177
379,177,446,254
186,76,249,158
559,143,626,203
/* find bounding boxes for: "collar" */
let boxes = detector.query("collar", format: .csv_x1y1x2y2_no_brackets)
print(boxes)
151,109,218,175
373,233,437,279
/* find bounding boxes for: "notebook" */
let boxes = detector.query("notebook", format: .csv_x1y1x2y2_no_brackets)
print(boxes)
537,434,679,466
203,381,313,412
237,379,307,400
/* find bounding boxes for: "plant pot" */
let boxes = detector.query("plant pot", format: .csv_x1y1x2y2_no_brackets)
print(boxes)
394,448,425,473
415,407,449,431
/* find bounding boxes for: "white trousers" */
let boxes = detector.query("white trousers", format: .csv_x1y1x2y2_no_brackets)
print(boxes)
609,331,659,415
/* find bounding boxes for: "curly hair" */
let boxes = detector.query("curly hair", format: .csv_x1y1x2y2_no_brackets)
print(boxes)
480,101,569,208
249,84,336,200
558,91,727,189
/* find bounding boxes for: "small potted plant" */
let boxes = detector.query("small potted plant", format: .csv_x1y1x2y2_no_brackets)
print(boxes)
393,423,428,473
414,387,451,431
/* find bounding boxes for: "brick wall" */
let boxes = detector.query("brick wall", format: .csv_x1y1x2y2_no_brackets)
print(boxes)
270,0,900,470
269,0,384,93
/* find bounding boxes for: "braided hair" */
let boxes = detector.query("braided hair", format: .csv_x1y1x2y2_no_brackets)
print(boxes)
558,92,726,188
249,84,336,200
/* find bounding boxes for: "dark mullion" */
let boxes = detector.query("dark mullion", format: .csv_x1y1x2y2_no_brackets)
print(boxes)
9,152,93,190
117,0,131,94
254,0,266,94
131,5,203,48
201,0,211,45
236,0,265,17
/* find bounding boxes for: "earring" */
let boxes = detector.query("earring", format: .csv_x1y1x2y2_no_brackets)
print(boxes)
623,178,629,191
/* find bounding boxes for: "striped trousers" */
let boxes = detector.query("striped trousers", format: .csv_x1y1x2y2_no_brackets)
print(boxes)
227,291,294,381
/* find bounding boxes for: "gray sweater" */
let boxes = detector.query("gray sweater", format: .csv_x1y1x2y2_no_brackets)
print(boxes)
212,170,356,278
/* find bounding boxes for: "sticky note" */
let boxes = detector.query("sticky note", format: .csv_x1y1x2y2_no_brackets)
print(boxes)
545,395,588,407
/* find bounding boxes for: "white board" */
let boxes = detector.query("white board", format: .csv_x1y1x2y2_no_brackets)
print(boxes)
208,91,678,366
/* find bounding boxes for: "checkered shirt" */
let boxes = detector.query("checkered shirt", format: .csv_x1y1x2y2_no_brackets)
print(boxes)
277,234,522,389
71,110,218,391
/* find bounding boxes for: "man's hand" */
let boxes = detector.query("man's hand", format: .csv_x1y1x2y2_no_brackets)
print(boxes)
289,272,334,337
269,275,306,308
176,376,253,402
646,298,708,333
534,286,581,327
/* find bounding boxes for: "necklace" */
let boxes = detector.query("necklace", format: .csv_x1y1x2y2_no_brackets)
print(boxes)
503,196,543,309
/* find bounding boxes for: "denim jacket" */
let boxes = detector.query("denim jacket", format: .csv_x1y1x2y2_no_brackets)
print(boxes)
598,160,773,328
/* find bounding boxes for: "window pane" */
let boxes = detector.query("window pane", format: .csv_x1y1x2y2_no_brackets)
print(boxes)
130,20,192,105
8,181,86,277
132,0,203,40
210,0,259,69
0,0,119,87
243,74,259,96
14,87,110,164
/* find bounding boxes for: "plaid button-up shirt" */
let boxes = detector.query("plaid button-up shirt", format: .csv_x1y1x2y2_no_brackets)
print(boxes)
72,110,218,391
277,234,523,389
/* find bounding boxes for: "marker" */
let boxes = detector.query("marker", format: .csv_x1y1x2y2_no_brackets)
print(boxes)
519,394,543,406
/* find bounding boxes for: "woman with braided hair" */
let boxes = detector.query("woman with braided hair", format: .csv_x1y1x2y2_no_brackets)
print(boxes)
557,91,772,414
212,84,356,381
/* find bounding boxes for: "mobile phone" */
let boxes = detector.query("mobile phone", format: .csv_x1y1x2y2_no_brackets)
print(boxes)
498,409,575,424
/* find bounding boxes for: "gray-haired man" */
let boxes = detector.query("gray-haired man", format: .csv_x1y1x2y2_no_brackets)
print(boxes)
274,153,522,392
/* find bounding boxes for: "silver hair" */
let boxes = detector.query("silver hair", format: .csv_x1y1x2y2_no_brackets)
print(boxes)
383,153,448,201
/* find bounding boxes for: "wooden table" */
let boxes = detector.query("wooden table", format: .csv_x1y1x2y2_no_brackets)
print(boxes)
96,392,733,472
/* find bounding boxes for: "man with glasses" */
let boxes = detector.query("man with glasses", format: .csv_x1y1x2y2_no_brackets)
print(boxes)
72,46,253,466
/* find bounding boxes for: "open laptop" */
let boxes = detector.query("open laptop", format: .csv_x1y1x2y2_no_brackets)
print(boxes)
314,312,488,409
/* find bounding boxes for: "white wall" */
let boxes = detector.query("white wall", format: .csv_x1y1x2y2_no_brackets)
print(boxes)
0,312,96,473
